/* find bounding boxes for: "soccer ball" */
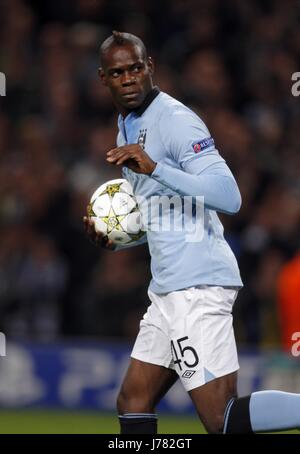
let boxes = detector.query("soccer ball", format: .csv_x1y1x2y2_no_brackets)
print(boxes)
87,178,144,245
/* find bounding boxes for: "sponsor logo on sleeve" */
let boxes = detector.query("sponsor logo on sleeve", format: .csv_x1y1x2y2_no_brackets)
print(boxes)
192,137,214,153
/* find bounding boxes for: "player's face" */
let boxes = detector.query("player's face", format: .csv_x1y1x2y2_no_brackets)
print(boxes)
99,44,154,116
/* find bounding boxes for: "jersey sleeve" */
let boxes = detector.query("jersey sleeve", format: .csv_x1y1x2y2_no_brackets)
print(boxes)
152,107,241,215
159,107,224,173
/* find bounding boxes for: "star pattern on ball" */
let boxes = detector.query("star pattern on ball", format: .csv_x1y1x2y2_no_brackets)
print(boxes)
101,208,127,234
101,183,122,198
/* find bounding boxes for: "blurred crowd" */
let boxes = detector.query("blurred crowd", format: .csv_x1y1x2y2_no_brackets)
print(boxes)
0,0,299,347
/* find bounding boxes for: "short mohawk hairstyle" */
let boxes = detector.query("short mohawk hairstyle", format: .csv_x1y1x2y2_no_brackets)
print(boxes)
99,31,147,66
112,30,126,45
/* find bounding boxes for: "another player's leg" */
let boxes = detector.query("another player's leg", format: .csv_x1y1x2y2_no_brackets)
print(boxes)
188,369,300,433
117,358,178,434
223,390,300,433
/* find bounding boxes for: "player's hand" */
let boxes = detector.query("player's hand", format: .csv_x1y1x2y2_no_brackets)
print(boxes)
106,144,156,175
83,216,116,250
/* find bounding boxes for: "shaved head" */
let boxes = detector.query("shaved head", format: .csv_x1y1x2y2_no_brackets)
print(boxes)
100,31,147,68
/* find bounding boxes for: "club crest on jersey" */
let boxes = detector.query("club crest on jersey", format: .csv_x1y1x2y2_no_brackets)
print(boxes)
137,128,147,149
192,137,214,153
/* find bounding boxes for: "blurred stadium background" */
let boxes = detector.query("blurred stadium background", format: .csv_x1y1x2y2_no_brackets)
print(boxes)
0,0,299,434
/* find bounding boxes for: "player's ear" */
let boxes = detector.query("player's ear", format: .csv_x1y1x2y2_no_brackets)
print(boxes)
147,57,154,76
98,67,107,86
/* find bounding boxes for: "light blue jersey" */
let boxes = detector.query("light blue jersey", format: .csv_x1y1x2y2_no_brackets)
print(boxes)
116,89,243,293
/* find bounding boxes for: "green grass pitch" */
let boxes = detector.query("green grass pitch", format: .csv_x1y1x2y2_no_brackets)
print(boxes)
0,410,204,434
0,410,297,434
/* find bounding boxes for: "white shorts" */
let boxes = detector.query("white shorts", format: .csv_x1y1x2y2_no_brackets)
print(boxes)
131,286,239,391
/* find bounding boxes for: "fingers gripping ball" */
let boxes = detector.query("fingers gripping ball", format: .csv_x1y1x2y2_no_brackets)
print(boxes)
87,179,144,245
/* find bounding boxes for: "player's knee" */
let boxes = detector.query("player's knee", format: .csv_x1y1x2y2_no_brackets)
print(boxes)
117,387,153,414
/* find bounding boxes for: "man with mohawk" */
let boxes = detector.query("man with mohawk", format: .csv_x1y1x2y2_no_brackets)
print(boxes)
84,31,300,434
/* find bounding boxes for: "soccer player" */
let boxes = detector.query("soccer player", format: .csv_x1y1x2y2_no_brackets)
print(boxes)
83,31,300,434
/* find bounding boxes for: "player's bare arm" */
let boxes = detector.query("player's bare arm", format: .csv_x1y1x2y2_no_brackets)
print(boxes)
106,144,156,175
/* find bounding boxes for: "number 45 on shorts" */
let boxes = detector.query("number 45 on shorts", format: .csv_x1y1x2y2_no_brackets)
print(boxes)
171,336,199,376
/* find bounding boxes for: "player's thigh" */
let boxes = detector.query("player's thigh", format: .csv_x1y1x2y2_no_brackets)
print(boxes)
117,358,178,413
167,286,239,392
189,371,238,433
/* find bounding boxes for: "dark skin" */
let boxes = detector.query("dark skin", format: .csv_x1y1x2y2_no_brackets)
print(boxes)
83,43,156,247
100,44,157,174
84,42,238,433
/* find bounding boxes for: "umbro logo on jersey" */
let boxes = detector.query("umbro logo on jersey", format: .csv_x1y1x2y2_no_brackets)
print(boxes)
182,370,196,379
192,137,214,153
137,129,147,149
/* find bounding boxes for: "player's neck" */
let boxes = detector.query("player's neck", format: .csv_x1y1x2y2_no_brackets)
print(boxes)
117,86,160,118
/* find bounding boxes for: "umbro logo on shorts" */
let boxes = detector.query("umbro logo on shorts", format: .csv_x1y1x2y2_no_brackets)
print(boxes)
182,370,196,379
